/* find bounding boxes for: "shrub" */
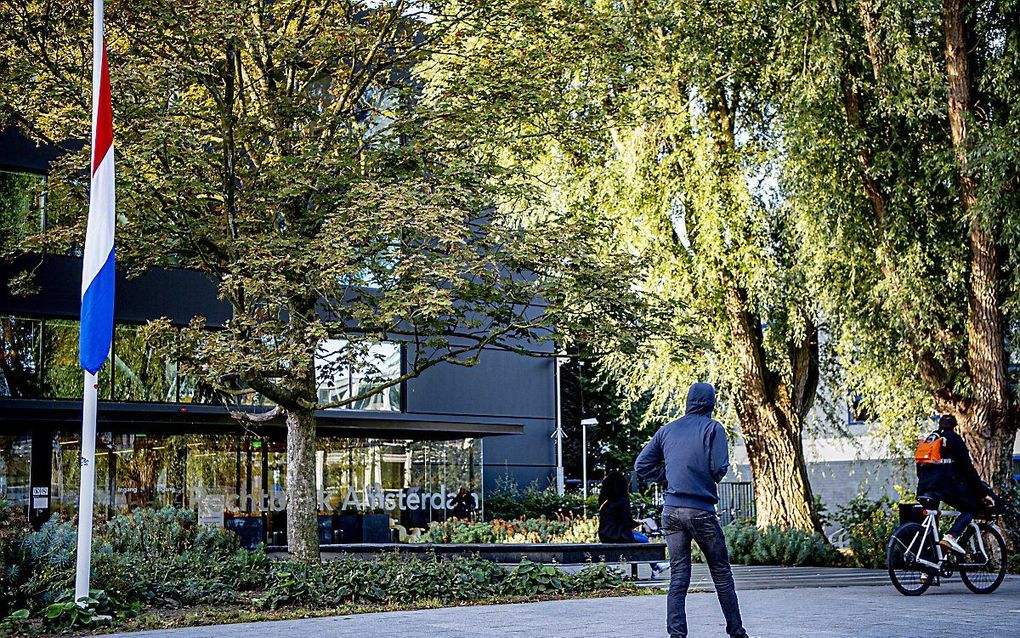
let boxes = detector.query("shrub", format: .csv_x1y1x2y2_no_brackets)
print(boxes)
415,516,598,544
258,561,328,610
483,477,597,520
502,559,571,595
101,507,238,556
19,516,77,609
572,562,626,592
0,609,30,636
747,527,837,566
835,495,898,569
0,499,31,617
41,591,100,631
691,523,839,567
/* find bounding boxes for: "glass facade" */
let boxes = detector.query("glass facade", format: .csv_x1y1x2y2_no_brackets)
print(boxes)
47,432,480,543
0,316,41,398
315,340,401,410
0,170,45,255
0,435,31,507
1,315,402,410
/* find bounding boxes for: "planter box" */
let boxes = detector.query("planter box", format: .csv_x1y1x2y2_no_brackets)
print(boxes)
225,514,266,549
361,514,390,543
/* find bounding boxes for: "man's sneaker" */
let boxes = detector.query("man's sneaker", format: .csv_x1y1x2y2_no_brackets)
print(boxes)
939,535,965,554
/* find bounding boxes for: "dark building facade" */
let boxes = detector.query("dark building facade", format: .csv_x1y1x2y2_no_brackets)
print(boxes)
0,128,557,543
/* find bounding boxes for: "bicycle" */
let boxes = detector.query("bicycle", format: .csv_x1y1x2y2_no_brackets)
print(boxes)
887,497,1007,596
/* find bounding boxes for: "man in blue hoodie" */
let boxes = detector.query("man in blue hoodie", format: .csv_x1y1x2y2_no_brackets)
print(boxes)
635,382,748,638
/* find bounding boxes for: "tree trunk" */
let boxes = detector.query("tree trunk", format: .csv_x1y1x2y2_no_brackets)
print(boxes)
739,403,821,533
725,287,823,534
286,407,320,562
943,0,1017,490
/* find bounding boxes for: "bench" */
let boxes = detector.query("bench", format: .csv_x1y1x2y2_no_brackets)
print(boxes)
266,542,667,580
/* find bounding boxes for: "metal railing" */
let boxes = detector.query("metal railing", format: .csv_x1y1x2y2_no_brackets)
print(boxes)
718,481,754,526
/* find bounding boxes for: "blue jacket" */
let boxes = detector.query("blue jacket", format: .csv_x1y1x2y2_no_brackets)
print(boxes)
634,383,730,512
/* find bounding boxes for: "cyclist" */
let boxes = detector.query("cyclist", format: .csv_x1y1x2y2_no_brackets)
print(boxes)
916,414,997,554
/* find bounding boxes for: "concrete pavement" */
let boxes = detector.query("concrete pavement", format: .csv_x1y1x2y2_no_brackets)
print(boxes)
95,575,1020,638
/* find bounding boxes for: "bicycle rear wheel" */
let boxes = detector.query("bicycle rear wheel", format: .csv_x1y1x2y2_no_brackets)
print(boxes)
960,523,1007,594
887,523,932,596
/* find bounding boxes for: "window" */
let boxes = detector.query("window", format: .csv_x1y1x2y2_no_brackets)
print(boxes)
0,435,31,508
112,324,178,402
0,316,42,398
42,319,111,399
0,170,45,254
315,340,401,411
1,316,404,410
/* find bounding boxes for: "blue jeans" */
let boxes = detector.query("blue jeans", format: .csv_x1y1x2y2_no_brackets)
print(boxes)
662,506,745,638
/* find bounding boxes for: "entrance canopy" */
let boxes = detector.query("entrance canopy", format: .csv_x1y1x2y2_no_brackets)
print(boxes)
0,399,524,440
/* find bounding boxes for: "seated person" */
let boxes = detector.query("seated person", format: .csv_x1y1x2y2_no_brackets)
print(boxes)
598,471,643,543
916,414,996,554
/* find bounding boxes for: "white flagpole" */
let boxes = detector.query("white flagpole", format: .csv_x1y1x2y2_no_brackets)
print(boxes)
74,372,99,603
74,0,106,605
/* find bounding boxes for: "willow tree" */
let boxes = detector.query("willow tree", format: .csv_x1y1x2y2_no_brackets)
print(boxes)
780,0,1020,493
0,0,644,560
449,0,823,532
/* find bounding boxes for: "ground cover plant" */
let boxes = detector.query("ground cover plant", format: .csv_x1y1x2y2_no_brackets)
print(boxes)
415,516,598,544
0,505,636,636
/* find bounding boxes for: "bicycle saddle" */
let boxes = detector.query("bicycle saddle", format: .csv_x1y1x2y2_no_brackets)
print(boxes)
918,495,939,508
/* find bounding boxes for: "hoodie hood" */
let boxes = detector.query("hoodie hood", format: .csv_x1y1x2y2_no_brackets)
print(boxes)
685,382,716,416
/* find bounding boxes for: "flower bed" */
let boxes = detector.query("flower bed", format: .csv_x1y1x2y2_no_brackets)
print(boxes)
413,516,599,544
0,502,635,635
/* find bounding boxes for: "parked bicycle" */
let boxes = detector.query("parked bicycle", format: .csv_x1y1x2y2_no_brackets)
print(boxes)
887,497,1007,596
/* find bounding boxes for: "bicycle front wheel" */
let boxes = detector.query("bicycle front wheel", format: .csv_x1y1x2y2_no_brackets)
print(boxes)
960,523,1007,594
887,523,932,596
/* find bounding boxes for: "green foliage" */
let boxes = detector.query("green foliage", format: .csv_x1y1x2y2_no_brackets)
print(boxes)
0,499,31,617
482,479,589,521
101,506,238,555
502,559,569,595
41,593,99,631
416,516,597,544
0,609,29,637
572,561,627,592
258,562,328,611
257,553,632,611
835,495,900,569
692,523,839,567
745,527,838,567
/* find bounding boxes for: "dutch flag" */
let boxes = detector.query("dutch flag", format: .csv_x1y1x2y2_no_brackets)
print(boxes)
79,0,114,375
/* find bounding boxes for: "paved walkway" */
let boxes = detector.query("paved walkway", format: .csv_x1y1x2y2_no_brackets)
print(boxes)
95,571,1019,638
651,564,892,590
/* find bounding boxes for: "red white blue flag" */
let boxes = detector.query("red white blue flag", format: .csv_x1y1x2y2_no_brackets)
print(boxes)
79,0,115,375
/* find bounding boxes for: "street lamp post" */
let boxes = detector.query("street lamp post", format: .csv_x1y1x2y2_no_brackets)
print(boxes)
580,417,598,516
553,355,566,496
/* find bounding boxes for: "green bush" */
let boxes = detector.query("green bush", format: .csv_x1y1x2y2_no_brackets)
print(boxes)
573,561,627,592
502,559,570,595
415,516,598,544
5,506,637,631
19,517,78,609
747,527,837,566
0,609,30,637
256,553,631,612
0,499,31,617
690,523,839,567
41,592,100,631
835,495,898,569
